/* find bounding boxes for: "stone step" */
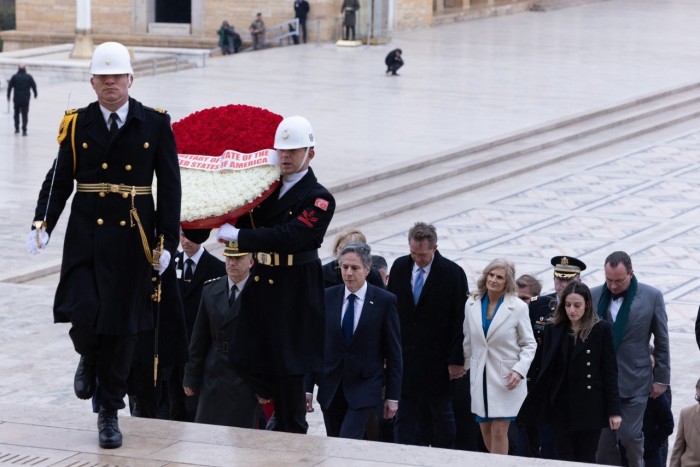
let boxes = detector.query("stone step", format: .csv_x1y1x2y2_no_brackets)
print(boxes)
325,81,700,235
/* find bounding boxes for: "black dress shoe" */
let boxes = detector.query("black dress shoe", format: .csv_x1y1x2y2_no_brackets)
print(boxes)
74,355,96,400
97,409,122,449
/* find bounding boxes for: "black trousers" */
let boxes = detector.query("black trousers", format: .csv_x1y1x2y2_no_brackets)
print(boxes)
395,394,456,448
13,101,29,132
344,25,356,40
70,324,137,412
553,422,601,464
387,62,403,75
265,375,308,434
321,383,374,439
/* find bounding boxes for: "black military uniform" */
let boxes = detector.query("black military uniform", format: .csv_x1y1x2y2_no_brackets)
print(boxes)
231,166,335,433
32,97,181,415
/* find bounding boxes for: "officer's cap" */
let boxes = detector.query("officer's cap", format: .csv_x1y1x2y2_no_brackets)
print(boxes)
223,241,248,257
551,256,586,279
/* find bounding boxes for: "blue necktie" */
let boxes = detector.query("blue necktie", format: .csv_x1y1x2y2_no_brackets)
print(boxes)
342,293,356,347
413,268,425,305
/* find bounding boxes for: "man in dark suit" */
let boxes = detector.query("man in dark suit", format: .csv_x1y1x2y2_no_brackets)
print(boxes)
183,241,261,428
168,228,225,422
27,41,181,449
592,251,670,467
217,115,335,434
313,241,402,439
387,222,468,449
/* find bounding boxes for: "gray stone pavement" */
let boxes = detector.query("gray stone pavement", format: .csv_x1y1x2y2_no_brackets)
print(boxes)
1,0,700,464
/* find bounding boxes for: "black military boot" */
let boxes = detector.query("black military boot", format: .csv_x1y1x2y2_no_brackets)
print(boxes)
73,355,96,400
97,408,122,449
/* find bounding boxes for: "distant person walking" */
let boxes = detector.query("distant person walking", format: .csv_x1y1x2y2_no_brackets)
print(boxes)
385,49,404,77
7,64,38,136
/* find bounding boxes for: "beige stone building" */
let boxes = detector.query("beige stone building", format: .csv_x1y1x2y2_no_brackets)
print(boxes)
1,0,542,51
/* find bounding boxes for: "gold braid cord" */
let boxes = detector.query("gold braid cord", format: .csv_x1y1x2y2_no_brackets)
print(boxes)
129,188,161,266
56,111,78,174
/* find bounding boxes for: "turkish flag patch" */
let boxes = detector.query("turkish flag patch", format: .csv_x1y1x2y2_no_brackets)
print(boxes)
314,198,329,211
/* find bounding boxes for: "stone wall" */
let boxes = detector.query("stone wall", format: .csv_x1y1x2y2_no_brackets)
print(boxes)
4,0,539,50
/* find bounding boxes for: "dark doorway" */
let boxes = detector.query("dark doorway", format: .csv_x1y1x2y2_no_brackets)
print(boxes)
156,0,191,23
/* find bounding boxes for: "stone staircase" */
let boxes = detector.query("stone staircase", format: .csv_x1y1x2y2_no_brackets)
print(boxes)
323,81,700,236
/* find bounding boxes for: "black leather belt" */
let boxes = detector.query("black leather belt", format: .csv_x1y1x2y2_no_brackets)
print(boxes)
255,250,319,267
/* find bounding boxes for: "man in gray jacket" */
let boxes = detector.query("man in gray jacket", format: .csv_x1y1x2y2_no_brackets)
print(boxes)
591,251,670,467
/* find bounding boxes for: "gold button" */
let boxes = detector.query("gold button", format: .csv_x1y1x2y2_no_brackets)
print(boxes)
586,350,591,354
586,362,591,366
268,279,274,285
254,276,260,282
99,192,106,198
97,218,104,225
587,386,591,390
122,193,129,199
101,162,108,169
152,277,157,283
125,164,132,171
587,374,591,378
143,142,150,149
289,211,293,215
119,220,126,227
82,142,88,149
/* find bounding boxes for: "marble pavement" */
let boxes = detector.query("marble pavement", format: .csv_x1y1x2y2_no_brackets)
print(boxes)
1,0,699,464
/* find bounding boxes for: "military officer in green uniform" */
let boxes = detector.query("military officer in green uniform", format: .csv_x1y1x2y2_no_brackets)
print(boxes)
27,41,181,449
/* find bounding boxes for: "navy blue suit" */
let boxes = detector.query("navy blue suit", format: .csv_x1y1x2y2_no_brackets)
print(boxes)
317,284,402,439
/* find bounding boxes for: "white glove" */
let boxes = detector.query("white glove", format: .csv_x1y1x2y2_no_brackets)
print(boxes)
217,223,239,242
27,228,49,255
154,249,171,276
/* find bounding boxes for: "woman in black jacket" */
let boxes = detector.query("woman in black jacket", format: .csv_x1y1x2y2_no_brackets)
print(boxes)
518,282,621,463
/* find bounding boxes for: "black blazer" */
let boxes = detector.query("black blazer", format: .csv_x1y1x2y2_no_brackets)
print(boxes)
175,248,226,340
317,284,402,410
387,250,468,398
518,320,621,431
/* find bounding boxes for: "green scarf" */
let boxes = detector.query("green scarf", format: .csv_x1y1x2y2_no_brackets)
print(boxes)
596,275,637,351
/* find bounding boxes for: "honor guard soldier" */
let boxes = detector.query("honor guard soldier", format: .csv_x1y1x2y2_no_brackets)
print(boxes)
27,41,181,449
521,255,586,458
217,115,335,434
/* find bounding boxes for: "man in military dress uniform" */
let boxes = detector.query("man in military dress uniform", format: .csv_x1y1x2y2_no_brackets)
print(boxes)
217,115,335,434
520,255,586,458
27,42,181,449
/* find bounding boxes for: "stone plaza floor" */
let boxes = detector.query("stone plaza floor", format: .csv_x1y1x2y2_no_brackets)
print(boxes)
1,0,699,464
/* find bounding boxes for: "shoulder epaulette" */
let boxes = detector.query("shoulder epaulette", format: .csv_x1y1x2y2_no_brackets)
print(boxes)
530,295,539,302
64,108,79,115
204,276,222,286
145,106,168,114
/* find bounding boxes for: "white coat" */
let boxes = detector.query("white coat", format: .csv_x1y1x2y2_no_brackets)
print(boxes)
463,293,536,418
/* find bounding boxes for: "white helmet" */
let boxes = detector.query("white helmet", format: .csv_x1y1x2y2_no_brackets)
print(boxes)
274,116,315,150
90,42,133,75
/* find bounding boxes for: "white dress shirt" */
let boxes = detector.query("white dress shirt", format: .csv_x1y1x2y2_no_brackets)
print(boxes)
341,282,367,332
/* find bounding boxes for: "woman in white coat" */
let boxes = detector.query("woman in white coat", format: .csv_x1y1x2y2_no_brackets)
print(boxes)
463,258,536,455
